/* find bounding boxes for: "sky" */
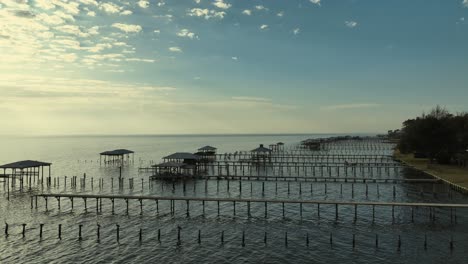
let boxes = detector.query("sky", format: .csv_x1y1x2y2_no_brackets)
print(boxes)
0,0,468,135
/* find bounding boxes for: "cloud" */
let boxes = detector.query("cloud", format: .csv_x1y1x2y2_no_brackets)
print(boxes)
187,8,226,19
293,28,300,35
255,5,268,11
242,9,251,15
232,96,271,102
125,58,156,63
169,46,182,52
310,0,321,5
112,23,142,33
99,2,122,14
277,11,284,17
321,103,380,111
213,0,231,9
260,24,268,30
79,0,98,5
138,0,149,8
87,11,96,16
177,29,197,39
231,56,238,60
120,10,133,15
464,0,468,7
345,21,358,28
195,0,201,3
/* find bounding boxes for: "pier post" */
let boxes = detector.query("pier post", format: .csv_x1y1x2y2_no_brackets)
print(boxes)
116,224,120,242
78,224,82,240
39,223,44,239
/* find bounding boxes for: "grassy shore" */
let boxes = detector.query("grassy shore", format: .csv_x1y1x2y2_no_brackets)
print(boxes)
394,149,468,190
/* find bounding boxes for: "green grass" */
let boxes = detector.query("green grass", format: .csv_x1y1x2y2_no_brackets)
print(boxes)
394,150,468,189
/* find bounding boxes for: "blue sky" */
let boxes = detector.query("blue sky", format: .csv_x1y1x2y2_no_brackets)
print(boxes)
0,0,467,135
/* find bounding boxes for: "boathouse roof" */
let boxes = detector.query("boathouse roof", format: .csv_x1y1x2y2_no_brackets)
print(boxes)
198,146,217,151
100,149,134,155
163,152,201,160
251,144,272,153
0,160,52,169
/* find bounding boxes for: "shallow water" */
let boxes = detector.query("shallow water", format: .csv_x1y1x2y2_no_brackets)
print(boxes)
0,135,467,263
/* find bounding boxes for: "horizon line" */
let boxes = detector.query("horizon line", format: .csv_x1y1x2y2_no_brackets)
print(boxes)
1,132,381,138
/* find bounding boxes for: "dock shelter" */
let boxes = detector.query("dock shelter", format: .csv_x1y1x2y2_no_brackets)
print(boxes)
0,160,52,182
250,144,272,163
0,160,52,198
151,152,202,179
269,142,285,152
194,146,217,162
100,149,134,166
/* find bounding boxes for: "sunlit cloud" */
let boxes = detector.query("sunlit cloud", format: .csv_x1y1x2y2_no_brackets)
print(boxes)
169,46,182,52
213,0,231,9
99,2,122,14
138,0,149,8
293,28,300,35
310,0,321,6
260,24,268,30
187,8,226,19
242,9,252,15
112,23,142,33
321,103,380,111
345,21,358,28
177,29,197,39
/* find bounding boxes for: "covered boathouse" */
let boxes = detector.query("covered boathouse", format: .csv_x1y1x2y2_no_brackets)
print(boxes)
100,149,134,166
250,144,272,163
151,152,201,179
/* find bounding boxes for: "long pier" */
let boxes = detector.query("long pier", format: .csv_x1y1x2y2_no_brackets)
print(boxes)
36,193,468,209
148,174,439,184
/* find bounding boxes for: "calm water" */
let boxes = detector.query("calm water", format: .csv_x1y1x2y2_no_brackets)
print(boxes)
0,134,467,264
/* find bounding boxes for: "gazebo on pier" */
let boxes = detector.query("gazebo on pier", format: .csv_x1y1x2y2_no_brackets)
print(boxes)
0,160,51,180
100,149,134,166
195,146,217,162
269,142,285,152
251,144,272,163
151,152,201,179
0,160,52,189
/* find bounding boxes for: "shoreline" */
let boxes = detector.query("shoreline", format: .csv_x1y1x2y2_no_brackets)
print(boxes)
394,150,468,194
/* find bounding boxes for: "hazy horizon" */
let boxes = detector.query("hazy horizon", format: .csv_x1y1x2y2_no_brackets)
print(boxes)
1,0,467,135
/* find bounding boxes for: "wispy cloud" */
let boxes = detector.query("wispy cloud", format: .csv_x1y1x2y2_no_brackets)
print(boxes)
242,9,252,15
293,28,300,35
463,0,468,7
255,5,268,11
260,24,269,30
177,29,198,39
112,23,142,33
169,46,182,52
187,8,226,19
232,96,271,102
345,21,358,28
321,103,380,111
99,2,122,14
310,0,321,6
213,0,231,9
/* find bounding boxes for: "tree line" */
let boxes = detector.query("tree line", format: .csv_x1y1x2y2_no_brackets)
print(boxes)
393,106,468,165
